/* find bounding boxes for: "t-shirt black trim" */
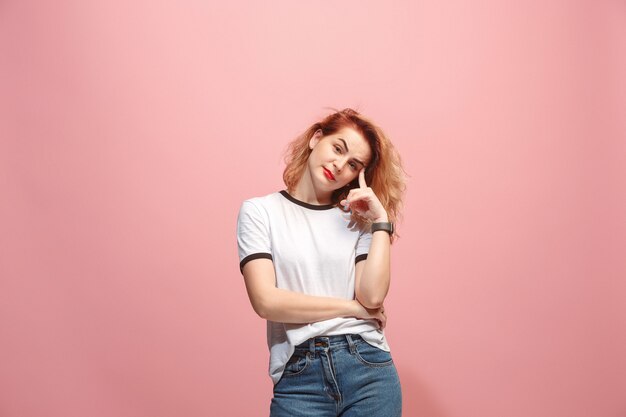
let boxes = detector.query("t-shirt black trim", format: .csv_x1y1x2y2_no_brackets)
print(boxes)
240,253,273,273
279,190,335,210
355,253,368,264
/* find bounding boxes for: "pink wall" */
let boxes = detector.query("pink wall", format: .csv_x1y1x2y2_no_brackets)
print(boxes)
1,1,625,416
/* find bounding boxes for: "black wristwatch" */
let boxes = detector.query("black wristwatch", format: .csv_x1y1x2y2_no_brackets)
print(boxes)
371,222,394,235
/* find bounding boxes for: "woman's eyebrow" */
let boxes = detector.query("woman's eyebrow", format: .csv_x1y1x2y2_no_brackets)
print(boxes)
338,138,349,152
338,138,366,167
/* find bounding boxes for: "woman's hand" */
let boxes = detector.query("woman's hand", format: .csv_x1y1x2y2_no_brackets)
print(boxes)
351,300,387,330
340,169,388,222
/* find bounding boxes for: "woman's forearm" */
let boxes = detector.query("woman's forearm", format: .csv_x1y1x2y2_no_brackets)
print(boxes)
243,259,372,324
259,288,361,324
356,230,391,309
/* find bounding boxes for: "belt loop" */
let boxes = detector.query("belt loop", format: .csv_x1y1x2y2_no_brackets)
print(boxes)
308,337,315,354
346,334,356,354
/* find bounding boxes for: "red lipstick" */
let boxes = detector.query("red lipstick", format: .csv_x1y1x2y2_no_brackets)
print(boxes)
323,167,335,181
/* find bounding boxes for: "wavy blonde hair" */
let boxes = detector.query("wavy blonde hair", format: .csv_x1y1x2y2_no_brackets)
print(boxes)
283,108,406,240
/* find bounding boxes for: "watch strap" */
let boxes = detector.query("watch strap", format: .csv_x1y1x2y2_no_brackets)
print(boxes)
371,222,394,235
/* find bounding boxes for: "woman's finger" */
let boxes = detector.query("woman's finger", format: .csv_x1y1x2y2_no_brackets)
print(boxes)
358,168,367,189
346,189,370,203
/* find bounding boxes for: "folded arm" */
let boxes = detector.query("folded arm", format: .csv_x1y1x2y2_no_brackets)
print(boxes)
242,258,385,327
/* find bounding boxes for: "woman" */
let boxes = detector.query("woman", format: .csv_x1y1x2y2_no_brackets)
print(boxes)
237,108,405,416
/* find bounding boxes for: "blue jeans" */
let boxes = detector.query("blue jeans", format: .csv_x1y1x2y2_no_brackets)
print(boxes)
270,334,402,417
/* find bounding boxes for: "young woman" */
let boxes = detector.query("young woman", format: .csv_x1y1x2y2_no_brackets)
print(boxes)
237,108,405,417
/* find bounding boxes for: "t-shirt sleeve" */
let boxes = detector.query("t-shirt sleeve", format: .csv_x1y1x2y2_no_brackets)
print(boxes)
355,228,372,264
237,200,273,273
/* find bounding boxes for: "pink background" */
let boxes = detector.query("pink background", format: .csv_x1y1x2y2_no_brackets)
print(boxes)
1,1,625,416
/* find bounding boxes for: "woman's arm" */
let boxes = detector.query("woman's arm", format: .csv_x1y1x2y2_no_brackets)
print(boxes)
354,226,390,309
242,258,386,327
342,169,392,309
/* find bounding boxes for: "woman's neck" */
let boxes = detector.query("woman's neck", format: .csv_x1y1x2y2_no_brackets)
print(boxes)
291,170,332,205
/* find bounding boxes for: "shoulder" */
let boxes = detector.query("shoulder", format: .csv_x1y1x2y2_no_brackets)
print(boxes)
240,191,282,211
238,191,285,221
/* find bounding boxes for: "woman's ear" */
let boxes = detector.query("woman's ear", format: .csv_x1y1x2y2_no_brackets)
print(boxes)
308,129,323,150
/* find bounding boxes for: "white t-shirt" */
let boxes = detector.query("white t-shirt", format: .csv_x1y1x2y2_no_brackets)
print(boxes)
237,190,390,385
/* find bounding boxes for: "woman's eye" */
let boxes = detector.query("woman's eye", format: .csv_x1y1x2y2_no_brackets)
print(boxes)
334,146,342,154
349,162,357,170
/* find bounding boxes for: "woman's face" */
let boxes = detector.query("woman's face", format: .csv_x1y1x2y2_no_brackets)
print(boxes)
308,127,372,192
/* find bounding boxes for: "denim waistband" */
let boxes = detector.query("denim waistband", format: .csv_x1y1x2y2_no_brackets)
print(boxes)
294,334,364,353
